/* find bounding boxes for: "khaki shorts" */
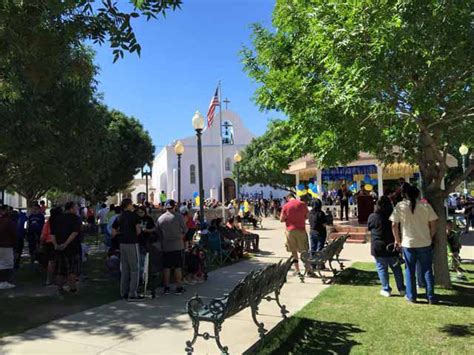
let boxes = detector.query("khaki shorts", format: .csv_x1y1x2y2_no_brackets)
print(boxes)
285,229,309,254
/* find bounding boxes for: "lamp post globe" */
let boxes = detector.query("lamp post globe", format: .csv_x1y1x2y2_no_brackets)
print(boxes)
459,144,469,156
233,152,242,163
192,111,205,131
142,163,151,175
174,140,184,155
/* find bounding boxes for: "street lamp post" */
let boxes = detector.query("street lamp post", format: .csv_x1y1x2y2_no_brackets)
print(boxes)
459,144,469,197
233,151,242,200
192,111,205,225
174,140,185,206
142,163,152,203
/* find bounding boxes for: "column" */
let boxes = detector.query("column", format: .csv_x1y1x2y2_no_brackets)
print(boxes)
295,173,300,186
376,164,384,197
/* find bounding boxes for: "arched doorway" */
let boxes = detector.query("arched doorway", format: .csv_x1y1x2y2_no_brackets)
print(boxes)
220,178,236,202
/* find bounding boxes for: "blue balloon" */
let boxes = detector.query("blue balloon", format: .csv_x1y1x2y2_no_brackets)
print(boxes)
308,182,314,188
371,178,378,186
297,184,305,191
311,185,318,193
193,192,199,198
364,174,371,183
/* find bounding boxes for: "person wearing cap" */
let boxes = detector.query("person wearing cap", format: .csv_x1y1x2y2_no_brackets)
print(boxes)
157,199,188,295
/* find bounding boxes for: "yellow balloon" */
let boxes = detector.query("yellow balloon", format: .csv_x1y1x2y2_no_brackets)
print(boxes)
364,184,373,191
195,197,200,206
471,190,474,197
244,201,250,213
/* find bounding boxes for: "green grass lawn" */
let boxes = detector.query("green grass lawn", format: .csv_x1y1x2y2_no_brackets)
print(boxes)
0,252,120,338
255,262,474,355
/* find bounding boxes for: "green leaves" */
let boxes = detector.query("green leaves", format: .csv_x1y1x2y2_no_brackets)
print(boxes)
235,120,295,190
0,0,162,202
243,0,474,174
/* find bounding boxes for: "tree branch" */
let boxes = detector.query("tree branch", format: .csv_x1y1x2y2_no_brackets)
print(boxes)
427,110,474,129
444,161,474,196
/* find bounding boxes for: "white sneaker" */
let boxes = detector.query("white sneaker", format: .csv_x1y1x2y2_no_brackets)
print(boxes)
399,290,406,297
380,290,391,297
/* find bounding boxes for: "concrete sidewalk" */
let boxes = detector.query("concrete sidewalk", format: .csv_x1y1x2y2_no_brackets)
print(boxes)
0,218,372,355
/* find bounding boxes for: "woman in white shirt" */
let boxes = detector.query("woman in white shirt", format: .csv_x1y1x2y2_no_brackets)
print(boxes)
390,184,438,304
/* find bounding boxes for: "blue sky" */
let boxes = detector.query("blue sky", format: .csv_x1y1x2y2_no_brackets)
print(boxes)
93,0,282,151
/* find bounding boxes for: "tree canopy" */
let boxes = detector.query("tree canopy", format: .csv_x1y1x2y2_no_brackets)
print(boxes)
234,120,295,191
0,0,174,204
242,0,474,286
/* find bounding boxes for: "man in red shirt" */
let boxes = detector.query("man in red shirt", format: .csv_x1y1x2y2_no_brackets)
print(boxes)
280,193,313,275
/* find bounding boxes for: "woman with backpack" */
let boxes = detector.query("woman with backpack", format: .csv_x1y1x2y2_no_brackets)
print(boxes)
368,196,405,298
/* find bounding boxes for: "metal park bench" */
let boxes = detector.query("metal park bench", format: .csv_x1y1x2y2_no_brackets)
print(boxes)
185,257,294,354
300,234,350,283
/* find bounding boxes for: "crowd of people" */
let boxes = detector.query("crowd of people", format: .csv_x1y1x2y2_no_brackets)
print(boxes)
1,181,470,304
0,195,266,299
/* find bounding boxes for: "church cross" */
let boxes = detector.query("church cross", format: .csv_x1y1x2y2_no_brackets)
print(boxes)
223,98,231,110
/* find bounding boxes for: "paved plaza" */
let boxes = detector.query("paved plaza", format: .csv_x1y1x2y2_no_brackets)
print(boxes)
0,218,376,355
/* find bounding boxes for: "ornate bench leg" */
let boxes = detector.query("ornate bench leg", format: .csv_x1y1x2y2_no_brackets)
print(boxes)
274,290,289,318
336,253,345,269
317,268,327,283
185,319,200,354
250,304,267,338
328,259,337,276
214,322,229,355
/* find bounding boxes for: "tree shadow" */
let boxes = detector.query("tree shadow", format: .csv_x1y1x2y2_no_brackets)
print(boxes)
439,323,474,337
334,267,380,286
0,255,280,349
245,318,363,355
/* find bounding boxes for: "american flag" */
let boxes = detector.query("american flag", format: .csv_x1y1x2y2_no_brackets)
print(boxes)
207,87,220,128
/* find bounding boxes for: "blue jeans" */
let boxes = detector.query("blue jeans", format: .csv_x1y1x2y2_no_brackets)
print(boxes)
403,246,435,302
374,256,405,292
310,230,326,253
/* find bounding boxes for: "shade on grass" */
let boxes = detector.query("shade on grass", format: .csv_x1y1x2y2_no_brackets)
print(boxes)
0,253,119,338
254,262,474,354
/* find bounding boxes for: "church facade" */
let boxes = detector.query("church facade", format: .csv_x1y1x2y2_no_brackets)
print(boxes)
138,110,286,204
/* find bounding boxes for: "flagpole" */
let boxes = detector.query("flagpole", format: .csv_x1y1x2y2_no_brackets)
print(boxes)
218,81,226,220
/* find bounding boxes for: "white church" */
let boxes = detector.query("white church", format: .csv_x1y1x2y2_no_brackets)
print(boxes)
129,110,286,204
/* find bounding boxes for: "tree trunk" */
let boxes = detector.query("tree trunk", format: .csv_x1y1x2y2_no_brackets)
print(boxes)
425,192,451,288
418,131,451,288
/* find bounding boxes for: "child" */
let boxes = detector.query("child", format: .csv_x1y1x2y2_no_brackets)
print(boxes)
446,220,466,280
